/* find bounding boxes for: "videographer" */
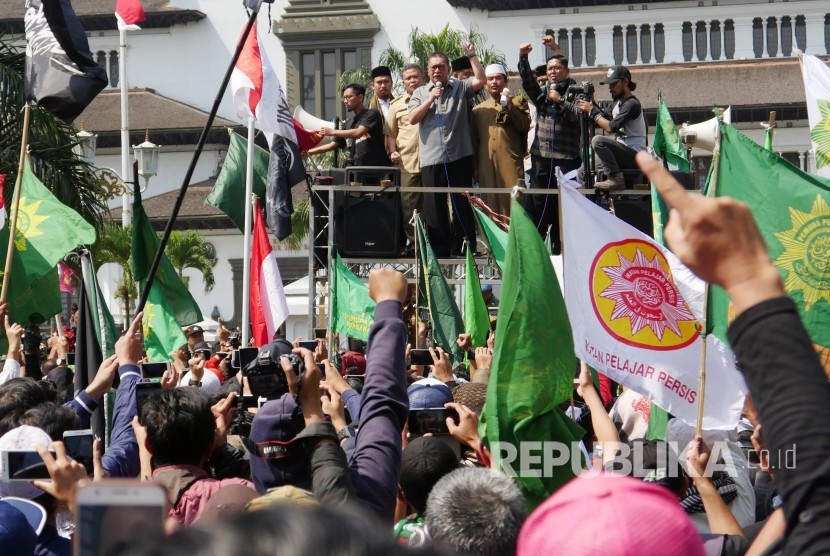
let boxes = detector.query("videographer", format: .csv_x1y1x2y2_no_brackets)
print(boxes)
518,36,582,251
576,65,647,191
247,269,409,522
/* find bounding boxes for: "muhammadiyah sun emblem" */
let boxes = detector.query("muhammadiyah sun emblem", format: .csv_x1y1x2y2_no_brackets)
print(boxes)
812,99,830,170
774,194,830,312
589,239,699,351
13,197,48,252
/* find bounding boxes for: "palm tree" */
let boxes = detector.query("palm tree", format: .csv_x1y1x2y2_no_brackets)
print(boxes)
165,230,217,292
379,24,506,85
279,199,310,252
90,222,135,323
0,37,107,231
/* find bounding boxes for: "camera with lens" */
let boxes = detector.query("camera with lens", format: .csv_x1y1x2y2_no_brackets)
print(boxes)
243,339,303,400
567,80,595,101
228,331,241,349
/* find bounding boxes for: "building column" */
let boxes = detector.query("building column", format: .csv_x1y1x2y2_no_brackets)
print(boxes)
804,13,826,56
229,258,243,330
799,150,806,171
662,21,685,64
732,18,755,60
594,25,615,66
634,25,642,64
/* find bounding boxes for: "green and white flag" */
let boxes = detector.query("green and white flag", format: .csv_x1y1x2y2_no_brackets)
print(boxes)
131,187,198,360
331,252,375,341
708,123,830,372
653,92,689,172
207,131,269,231
798,52,830,179
473,206,508,272
14,158,96,282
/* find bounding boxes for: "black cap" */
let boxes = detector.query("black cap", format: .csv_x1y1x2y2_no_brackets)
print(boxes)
371,65,392,79
186,325,204,336
600,65,633,85
450,56,472,72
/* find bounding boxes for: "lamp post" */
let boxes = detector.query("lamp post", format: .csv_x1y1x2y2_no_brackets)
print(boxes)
126,130,161,227
74,128,97,165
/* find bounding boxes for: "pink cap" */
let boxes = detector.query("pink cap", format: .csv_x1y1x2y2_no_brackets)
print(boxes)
517,475,704,556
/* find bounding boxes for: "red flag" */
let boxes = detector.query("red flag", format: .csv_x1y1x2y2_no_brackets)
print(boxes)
115,0,146,30
293,118,323,152
58,262,74,293
250,199,289,347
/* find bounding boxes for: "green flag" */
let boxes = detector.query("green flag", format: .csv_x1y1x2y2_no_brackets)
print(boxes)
131,187,199,360
707,124,830,370
331,252,375,341
473,206,508,272
481,200,583,509
207,131,268,232
142,281,188,361
464,243,490,347
13,158,96,282
415,215,464,364
0,237,62,325
652,92,690,172
764,126,774,152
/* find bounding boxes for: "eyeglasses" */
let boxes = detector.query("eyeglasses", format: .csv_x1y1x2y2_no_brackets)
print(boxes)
428,65,447,72
343,95,359,100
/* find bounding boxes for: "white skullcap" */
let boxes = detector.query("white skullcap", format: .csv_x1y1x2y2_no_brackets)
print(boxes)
485,63,507,77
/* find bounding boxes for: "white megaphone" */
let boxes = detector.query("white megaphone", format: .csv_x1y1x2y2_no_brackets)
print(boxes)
678,106,731,152
293,105,335,146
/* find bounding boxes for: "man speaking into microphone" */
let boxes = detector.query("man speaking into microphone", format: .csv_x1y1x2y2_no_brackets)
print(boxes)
408,42,485,257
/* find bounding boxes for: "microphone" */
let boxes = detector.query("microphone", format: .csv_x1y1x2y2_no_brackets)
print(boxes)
433,81,442,114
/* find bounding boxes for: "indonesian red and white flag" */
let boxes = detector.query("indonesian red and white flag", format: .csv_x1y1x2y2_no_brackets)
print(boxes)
0,174,5,230
559,171,746,430
115,0,145,30
230,21,292,144
250,198,289,347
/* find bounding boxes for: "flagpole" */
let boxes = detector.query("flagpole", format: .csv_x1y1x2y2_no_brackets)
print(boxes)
413,210,420,349
1,104,32,304
695,120,722,437
136,4,262,315
241,117,255,346
120,28,132,227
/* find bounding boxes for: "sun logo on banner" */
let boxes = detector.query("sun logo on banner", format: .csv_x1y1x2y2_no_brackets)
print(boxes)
774,194,830,311
590,239,699,350
811,99,830,170
142,302,157,339
13,197,48,252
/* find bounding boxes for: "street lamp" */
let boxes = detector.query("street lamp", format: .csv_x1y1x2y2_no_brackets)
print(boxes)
133,130,161,190
74,127,97,165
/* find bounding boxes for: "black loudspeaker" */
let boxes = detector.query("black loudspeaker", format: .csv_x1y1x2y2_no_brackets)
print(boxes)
335,193,403,257
612,195,653,237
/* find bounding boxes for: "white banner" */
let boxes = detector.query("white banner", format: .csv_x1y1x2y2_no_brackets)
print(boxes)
798,52,830,179
559,176,746,430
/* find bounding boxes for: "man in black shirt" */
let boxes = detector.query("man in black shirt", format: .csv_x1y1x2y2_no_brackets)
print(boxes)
306,83,391,173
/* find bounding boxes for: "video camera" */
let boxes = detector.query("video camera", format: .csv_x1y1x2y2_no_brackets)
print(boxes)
243,339,303,400
567,80,595,101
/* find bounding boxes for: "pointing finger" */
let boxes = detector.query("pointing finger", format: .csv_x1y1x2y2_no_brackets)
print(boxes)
636,152,691,213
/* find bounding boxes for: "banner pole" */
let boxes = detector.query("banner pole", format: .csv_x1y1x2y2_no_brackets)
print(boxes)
413,211,420,349
1,104,32,303
241,117,255,347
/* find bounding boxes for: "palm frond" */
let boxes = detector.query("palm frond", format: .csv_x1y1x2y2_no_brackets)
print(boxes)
165,230,217,292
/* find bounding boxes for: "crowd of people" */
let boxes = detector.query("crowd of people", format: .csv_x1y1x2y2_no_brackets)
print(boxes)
0,154,827,555
303,35,647,257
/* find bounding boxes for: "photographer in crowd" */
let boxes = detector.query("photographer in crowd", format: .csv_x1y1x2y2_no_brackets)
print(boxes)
577,65,647,191
518,36,582,251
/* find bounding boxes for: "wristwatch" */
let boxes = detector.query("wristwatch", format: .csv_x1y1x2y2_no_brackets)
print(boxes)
188,380,202,387
337,425,356,442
